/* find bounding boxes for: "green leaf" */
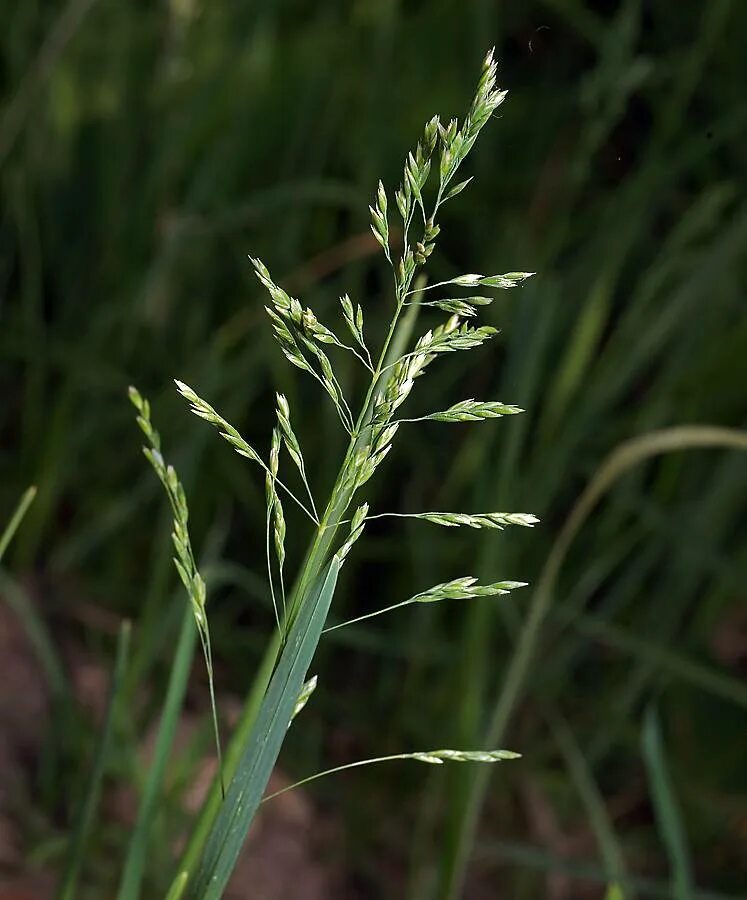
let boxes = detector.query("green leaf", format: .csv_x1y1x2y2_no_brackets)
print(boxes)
0,485,37,562
58,622,131,900
186,557,341,899
642,706,695,899
116,607,196,900
165,872,189,900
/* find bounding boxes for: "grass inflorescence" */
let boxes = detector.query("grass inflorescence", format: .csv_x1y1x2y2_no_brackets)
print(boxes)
130,49,535,898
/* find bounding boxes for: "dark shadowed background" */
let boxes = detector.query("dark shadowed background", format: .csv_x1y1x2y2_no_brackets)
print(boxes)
1,1,746,897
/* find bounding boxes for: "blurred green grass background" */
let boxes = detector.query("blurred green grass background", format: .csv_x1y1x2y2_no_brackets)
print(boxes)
1,0,746,897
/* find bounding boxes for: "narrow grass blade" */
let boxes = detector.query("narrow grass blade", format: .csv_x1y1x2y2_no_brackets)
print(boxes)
185,557,340,899
557,607,747,711
479,840,734,899
176,631,281,878
546,709,627,892
116,605,196,900
0,569,68,699
0,0,102,165
0,485,37,562
164,872,189,900
58,621,131,900
642,706,695,899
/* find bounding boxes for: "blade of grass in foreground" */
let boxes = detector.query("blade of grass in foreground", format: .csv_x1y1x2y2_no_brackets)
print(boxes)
176,629,281,877
164,872,188,900
116,605,196,900
182,557,340,899
642,706,695,900
58,620,131,900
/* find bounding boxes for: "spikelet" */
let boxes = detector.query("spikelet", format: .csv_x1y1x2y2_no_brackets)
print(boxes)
421,399,524,422
174,380,262,464
291,676,318,722
411,748,521,764
400,511,538,529
410,576,528,604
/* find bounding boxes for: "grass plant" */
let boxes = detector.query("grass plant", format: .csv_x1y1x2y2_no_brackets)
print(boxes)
2,2,746,896
129,51,535,897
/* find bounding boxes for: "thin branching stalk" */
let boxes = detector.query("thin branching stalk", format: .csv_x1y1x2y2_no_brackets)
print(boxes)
263,748,521,802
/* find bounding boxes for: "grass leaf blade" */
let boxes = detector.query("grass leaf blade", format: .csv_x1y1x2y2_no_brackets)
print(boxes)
58,621,131,900
186,557,340,899
164,872,189,900
0,485,37,562
642,706,695,899
116,607,196,900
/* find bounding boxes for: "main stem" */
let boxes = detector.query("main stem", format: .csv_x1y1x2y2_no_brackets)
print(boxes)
179,284,409,879
285,283,408,626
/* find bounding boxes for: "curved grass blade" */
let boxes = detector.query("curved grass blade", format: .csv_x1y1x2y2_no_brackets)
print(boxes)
185,557,340,899
442,425,747,898
58,621,131,900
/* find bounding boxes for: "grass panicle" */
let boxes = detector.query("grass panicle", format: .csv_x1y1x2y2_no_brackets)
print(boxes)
132,50,533,896
128,387,225,798
1,3,743,896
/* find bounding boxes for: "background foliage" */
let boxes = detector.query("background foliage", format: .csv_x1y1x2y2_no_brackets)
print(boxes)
1,0,746,897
